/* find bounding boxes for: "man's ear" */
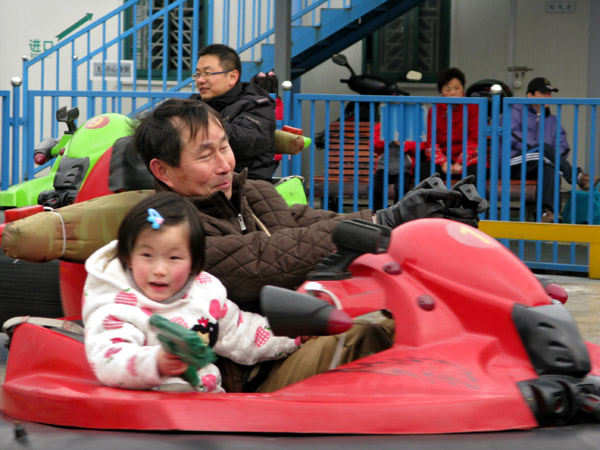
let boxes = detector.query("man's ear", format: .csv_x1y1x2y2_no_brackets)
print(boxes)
228,69,240,87
149,158,174,188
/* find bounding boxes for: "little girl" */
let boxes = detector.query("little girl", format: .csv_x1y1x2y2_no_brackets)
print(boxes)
83,191,300,392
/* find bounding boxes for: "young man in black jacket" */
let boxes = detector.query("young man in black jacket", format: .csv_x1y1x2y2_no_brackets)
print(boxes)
190,44,277,181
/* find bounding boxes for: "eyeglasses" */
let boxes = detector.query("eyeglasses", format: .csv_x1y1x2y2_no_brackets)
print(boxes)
191,70,232,80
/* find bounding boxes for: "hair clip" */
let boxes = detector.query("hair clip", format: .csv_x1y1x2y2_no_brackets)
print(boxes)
147,208,164,230
268,70,275,76
258,72,266,78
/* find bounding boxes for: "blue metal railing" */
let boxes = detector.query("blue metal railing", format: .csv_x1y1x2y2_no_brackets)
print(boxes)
20,0,201,183
2,84,600,275
14,0,359,185
1,0,599,276
0,90,11,191
289,92,599,275
215,1,351,59
500,97,599,224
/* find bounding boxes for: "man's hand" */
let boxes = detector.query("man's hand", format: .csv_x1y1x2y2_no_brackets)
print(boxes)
375,174,461,228
446,175,488,228
450,162,463,175
157,348,189,376
375,173,488,229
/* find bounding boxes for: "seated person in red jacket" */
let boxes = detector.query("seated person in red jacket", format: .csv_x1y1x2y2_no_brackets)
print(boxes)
419,67,479,181
374,67,479,209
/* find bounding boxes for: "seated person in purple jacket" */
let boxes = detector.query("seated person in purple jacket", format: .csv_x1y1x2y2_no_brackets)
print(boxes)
509,77,590,223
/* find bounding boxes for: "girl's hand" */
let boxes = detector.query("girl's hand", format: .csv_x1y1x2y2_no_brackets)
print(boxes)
157,348,188,376
294,336,313,345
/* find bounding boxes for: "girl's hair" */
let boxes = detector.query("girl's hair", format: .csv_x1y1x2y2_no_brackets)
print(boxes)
116,192,205,275
250,71,279,97
437,67,466,92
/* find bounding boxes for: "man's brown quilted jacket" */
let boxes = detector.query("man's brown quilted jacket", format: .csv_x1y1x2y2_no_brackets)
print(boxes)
186,171,374,311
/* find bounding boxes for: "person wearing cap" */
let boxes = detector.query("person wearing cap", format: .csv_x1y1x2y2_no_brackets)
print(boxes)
509,77,590,223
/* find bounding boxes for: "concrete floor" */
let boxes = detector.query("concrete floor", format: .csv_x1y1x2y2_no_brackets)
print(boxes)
551,274,600,345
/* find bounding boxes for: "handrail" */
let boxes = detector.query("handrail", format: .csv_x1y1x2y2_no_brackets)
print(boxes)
480,221,600,279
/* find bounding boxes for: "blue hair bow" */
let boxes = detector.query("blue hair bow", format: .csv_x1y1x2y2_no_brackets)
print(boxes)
147,208,164,230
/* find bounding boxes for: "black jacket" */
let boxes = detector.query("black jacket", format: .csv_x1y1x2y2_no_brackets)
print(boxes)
190,82,277,181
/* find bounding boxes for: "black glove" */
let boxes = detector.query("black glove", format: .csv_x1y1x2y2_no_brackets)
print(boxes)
446,175,489,228
375,174,461,228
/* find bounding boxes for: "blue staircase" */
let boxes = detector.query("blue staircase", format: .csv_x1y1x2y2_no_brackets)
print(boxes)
3,0,425,187
243,0,424,80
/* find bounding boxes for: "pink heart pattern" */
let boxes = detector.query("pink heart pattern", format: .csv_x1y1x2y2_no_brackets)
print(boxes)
126,355,138,376
104,347,122,358
170,316,188,328
201,374,218,392
115,290,137,306
196,273,213,285
209,299,228,319
103,315,124,330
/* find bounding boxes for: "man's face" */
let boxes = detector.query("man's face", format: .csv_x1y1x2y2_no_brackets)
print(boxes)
527,90,552,112
194,54,238,100
151,119,236,199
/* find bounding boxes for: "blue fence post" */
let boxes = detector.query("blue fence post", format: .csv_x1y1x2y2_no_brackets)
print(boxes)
1,91,10,191
22,55,31,183
10,77,22,186
499,96,511,222
487,92,500,220
291,86,303,176
476,97,488,211
280,80,293,178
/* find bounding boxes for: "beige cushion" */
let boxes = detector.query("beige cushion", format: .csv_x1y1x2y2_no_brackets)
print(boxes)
2,190,153,263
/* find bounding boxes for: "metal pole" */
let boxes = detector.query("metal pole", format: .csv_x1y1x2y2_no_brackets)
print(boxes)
10,77,22,185
274,0,291,83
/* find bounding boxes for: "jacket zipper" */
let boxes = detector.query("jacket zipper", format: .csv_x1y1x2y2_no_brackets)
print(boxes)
237,213,247,232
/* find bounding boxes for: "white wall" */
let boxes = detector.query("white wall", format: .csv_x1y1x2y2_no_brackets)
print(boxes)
0,1,122,91
301,0,597,171
302,0,592,98
1,0,596,170
450,0,590,99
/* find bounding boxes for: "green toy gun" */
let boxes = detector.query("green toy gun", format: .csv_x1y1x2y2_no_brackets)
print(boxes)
149,314,217,387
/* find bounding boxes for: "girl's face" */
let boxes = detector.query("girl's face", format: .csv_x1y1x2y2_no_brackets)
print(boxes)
128,222,193,302
441,78,465,97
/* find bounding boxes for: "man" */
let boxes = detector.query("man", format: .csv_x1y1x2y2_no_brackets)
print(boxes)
190,43,277,181
510,77,590,223
135,98,487,311
133,97,486,392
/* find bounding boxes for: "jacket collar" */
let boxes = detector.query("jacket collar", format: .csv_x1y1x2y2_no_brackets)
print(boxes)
187,169,248,217
205,82,242,112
